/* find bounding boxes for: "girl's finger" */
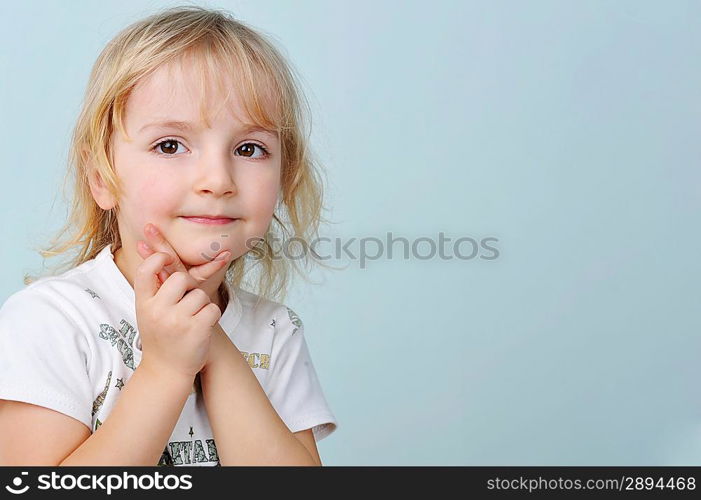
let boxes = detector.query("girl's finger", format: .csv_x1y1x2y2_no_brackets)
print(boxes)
134,252,174,299
189,251,232,282
139,237,229,284
138,240,170,284
157,270,170,285
144,223,188,274
137,240,153,259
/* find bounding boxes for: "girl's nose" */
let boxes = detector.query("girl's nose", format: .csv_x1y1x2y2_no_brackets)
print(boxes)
193,153,237,196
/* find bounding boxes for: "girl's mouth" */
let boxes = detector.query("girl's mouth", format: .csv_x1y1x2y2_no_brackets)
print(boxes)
180,216,238,225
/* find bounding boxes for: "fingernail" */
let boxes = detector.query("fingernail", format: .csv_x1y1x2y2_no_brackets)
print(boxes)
141,241,152,252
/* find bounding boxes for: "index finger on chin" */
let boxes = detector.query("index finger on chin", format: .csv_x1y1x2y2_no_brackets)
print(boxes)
144,223,187,273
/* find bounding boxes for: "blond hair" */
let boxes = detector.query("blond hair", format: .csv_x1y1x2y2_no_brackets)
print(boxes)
24,5,335,305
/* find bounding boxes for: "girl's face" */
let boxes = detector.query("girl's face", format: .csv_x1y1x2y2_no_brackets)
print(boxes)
108,58,281,267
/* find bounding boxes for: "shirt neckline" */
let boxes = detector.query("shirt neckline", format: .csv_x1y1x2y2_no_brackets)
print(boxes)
95,244,243,348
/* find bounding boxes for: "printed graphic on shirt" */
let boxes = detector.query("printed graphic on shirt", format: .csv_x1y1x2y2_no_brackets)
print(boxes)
115,378,124,390
158,448,174,466
117,319,139,348
92,370,112,417
240,351,270,370
157,432,220,466
94,418,102,431
286,307,302,335
97,319,139,370
84,288,101,299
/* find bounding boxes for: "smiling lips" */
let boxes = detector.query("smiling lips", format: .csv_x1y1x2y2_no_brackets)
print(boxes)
181,216,237,225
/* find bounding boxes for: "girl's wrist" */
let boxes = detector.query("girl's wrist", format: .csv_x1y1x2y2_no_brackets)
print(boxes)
201,324,231,376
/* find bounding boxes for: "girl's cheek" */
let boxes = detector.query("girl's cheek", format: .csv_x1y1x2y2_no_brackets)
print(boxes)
246,172,280,210
133,178,179,212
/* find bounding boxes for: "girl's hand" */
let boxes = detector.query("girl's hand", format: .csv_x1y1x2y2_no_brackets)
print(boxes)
135,222,233,376
134,252,221,381
136,222,231,286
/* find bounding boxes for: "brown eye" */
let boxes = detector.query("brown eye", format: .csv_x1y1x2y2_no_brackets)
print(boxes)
157,140,180,155
238,144,254,157
235,143,269,159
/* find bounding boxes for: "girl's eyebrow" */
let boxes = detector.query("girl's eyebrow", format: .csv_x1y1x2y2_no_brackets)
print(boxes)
138,120,278,138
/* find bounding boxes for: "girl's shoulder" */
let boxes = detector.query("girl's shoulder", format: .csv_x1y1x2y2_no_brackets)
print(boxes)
0,271,97,359
233,287,304,336
2,250,110,322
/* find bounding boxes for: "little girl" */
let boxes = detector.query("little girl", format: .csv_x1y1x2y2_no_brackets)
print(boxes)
0,5,337,466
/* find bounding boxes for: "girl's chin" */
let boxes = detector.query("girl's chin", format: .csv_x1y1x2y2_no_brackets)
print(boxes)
179,251,228,267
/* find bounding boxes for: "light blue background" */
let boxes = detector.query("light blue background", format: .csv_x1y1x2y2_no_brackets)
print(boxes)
1,0,699,465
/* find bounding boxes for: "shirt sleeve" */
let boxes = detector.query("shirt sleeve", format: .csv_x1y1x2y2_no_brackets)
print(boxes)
265,306,338,442
0,287,94,431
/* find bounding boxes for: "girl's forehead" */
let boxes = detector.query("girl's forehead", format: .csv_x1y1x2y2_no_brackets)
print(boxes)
126,61,261,131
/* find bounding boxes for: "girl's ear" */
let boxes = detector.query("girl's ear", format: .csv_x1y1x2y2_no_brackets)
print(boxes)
85,153,117,211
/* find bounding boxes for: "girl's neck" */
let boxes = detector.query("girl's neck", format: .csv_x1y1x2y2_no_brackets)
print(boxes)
218,282,229,311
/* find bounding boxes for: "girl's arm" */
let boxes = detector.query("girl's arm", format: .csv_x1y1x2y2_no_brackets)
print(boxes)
199,324,320,466
59,361,194,466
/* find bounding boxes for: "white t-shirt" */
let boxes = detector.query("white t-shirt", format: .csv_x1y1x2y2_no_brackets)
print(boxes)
0,244,337,466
